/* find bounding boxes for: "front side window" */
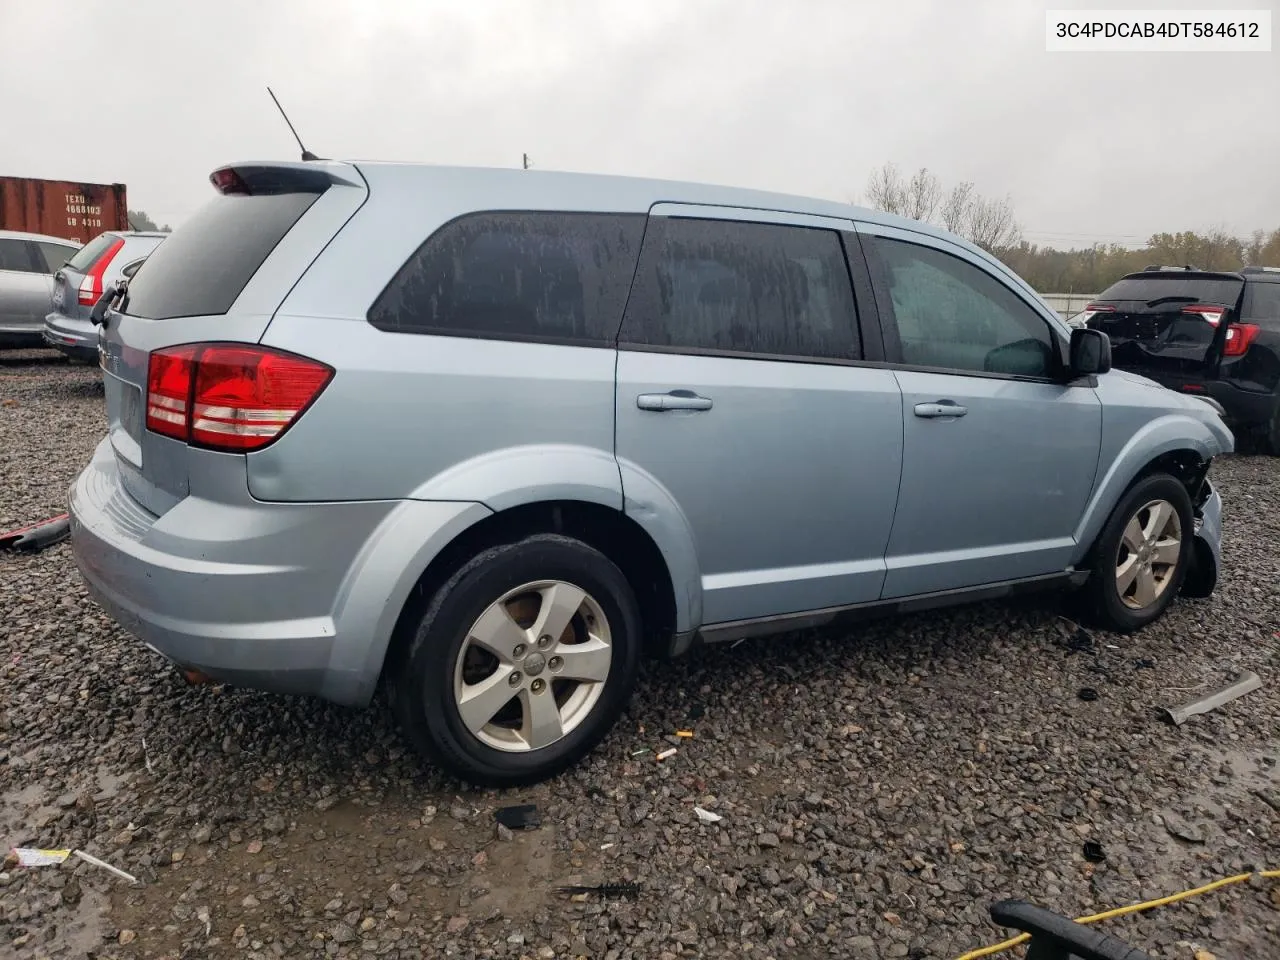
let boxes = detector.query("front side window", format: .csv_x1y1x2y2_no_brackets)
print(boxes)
620,217,859,361
871,237,1058,378
369,212,646,344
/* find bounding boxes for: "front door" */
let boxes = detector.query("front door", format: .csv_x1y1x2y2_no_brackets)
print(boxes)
614,206,904,626
857,225,1103,599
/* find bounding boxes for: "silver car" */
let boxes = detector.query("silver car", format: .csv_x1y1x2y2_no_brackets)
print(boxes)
0,230,81,348
69,160,1232,785
43,230,166,361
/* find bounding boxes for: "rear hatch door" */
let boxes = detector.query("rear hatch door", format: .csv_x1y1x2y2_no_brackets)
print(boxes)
1086,272,1244,385
97,162,368,515
52,232,122,320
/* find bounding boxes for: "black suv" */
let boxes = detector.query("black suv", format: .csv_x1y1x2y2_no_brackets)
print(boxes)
1084,265,1280,452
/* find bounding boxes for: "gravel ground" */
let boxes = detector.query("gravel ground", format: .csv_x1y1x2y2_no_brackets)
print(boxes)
2,349,1278,960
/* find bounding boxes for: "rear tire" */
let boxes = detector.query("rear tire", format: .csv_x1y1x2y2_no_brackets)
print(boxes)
388,534,641,787
1081,473,1193,633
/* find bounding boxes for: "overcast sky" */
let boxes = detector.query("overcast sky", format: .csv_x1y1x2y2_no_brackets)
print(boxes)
2,0,1276,248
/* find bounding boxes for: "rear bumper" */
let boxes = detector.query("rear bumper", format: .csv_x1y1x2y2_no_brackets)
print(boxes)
69,437,487,705
1201,381,1278,428
43,311,99,361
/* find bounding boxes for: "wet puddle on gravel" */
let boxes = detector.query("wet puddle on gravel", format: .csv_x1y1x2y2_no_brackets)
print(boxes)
108,793,581,957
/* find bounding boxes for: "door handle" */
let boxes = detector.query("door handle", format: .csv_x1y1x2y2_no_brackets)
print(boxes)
913,400,967,419
636,390,713,412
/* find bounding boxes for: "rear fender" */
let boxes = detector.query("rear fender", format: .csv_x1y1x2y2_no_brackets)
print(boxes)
412,444,701,633
1070,414,1230,565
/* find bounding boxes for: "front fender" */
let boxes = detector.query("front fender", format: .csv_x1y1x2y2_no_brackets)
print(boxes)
1071,413,1231,565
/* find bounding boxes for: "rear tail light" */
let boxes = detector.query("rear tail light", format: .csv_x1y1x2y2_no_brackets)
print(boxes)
77,237,125,305
1181,304,1228,326
1222,323,1260,358
1078,303,1115,324
145,344,333,451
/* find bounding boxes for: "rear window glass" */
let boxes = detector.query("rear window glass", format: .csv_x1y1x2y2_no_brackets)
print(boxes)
1099,275,1244,307
368,212,646,344
1243,281,1280,319
124,192,320,320
65,234,115,272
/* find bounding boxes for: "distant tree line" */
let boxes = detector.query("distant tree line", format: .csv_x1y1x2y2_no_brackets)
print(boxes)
127,209,172,233
862,162,1280,293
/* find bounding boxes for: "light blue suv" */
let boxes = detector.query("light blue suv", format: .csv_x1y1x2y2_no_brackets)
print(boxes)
69,161,1231,785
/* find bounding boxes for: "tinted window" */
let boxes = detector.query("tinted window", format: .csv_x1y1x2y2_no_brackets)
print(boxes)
1243,281,1280,320
369,213,645,344
66,234,116,272
125,192,321,320
620,218,859,361
1099,275,1244,307
37,241,78,272
872,237,1057,378
0,239,34,272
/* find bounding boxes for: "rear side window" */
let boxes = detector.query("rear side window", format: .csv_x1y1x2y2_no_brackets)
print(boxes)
0,239,35,272
369,212,646,344
1099,275,1244,306
619,218,860,361
124,192,321,320
1243,281,1280,320
65,234,115,272
37,241,78,272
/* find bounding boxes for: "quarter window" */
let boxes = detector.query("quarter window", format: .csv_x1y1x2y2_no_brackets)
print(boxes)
369,212,646,344
619,218,860,361
871,237,1059,378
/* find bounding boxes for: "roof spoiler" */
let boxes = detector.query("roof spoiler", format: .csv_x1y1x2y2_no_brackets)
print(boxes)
208,161,362,196
1143,264,1196,271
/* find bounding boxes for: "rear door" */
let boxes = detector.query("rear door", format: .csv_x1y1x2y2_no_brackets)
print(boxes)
0,237,52,331
1086,272,1245,387
614,206,904,625
97,163,368,516
857,225,1102,598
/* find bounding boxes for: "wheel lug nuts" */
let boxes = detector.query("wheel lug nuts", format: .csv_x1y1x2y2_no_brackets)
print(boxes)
538,634,552,649
512,644,526,659
530,678,546,694
549,656,563,671
508,671,522,687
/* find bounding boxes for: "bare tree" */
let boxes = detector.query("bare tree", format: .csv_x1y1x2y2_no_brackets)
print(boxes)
964,194,1021,253
865,162,907,216
940,182,974,233
904,167,941,223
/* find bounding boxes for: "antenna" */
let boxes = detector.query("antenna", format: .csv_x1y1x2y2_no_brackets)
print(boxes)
267,87,323,162
523,153,532,170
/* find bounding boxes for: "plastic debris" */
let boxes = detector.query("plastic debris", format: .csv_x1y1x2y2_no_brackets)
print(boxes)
1082,841,1106,863
72,849,138,884
556,881,641,900
694,807,723,824
9,847,71,867
0,513,70,553
675,730,694,739
1162,671,1262,726
630,748,650,757
494,804,540,831
655,747,678,762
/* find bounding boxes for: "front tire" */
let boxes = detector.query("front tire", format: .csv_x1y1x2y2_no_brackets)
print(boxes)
1082,473,1193,632
389,534,641,787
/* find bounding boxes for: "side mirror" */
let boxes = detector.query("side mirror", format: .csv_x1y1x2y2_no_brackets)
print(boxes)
89,282,119,327
1069,328,1111,376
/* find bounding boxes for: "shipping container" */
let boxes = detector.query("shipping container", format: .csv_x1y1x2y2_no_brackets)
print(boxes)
0,176,129,246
